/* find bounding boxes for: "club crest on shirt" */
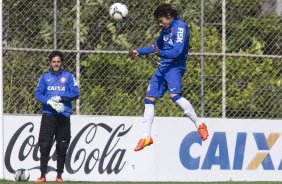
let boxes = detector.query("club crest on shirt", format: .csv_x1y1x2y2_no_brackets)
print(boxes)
60,77,66,83
163,35,173,45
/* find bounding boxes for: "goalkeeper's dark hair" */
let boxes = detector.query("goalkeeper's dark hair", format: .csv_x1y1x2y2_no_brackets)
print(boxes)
153,4,178,18
49,50,64,62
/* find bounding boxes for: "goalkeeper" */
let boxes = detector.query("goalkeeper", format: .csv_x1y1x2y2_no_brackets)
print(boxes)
35,51,79,182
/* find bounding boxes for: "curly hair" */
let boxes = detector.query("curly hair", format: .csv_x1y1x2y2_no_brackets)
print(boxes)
49,50,64,62
153,4,178,18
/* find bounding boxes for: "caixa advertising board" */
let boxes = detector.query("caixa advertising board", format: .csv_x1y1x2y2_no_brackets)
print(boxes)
2,115,282,182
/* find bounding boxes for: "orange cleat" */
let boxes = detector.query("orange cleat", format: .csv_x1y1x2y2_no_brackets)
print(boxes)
35,177,46,183
134,137,153,151
198,123,208,141
56,177,64,182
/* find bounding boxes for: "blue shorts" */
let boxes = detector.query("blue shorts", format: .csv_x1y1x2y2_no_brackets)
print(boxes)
146,65,185,98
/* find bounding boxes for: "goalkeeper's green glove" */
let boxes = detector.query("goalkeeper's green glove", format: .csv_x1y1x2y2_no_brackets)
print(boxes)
51,96,62,102
47,100,65,113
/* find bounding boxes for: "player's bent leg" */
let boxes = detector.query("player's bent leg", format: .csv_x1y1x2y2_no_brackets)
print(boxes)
134,97,156,151
171,94,209,141
171,94,199,123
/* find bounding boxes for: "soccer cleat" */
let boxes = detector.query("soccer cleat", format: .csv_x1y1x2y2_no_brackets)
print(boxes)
56,177,64,182
134,137,153,151
35,177,46,183
198,123,208,141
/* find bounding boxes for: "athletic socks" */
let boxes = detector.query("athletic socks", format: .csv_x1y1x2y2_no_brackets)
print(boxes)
142,99,155,138
141,96,201,138
173,96,201,127
57,172,62,178
40,172,46,178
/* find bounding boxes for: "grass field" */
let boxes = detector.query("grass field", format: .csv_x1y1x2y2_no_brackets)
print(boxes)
1,181,282,184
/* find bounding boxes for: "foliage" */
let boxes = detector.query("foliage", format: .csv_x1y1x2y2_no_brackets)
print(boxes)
226,38,282,118
2,0,282,119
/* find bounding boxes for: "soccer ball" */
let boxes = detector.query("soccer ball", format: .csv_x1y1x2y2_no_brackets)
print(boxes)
14,168,30,181
109,3,128,21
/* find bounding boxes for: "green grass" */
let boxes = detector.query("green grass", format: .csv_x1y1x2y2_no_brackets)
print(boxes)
1,181,282,184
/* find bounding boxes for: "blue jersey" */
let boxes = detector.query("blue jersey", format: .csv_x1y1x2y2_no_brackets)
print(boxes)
137,17,190,68
36,69,80,117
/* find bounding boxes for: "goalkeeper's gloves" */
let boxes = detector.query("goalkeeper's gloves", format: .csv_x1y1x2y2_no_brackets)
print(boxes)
47,100,65,113
51,96,62,102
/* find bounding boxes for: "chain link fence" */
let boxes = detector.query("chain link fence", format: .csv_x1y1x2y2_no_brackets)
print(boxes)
3,0,282,119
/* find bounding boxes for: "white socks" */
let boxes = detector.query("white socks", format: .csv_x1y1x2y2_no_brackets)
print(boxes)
142,104,155,138
174,97,201,127
141,96,200,139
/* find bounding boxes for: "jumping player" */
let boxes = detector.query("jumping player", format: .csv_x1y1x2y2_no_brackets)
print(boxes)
129,4,208,152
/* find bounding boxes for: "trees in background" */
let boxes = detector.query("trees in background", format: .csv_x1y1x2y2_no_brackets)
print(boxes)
3,0,282,118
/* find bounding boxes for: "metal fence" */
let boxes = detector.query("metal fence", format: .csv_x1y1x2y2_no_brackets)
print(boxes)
2,0,282,119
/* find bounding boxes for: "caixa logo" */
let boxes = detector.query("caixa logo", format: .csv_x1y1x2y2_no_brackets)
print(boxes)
179,131,282,170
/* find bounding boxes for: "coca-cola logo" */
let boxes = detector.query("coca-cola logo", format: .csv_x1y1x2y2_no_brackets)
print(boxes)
5,122,132,175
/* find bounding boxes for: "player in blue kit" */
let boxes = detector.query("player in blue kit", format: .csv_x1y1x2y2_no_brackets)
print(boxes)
129,4,208,151
35,51,79,182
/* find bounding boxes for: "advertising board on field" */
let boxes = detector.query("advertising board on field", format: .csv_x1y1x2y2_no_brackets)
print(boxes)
2,115,282,181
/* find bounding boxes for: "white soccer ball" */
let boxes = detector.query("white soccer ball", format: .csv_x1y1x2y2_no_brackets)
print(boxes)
14,168,30,182
109,3,128,21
